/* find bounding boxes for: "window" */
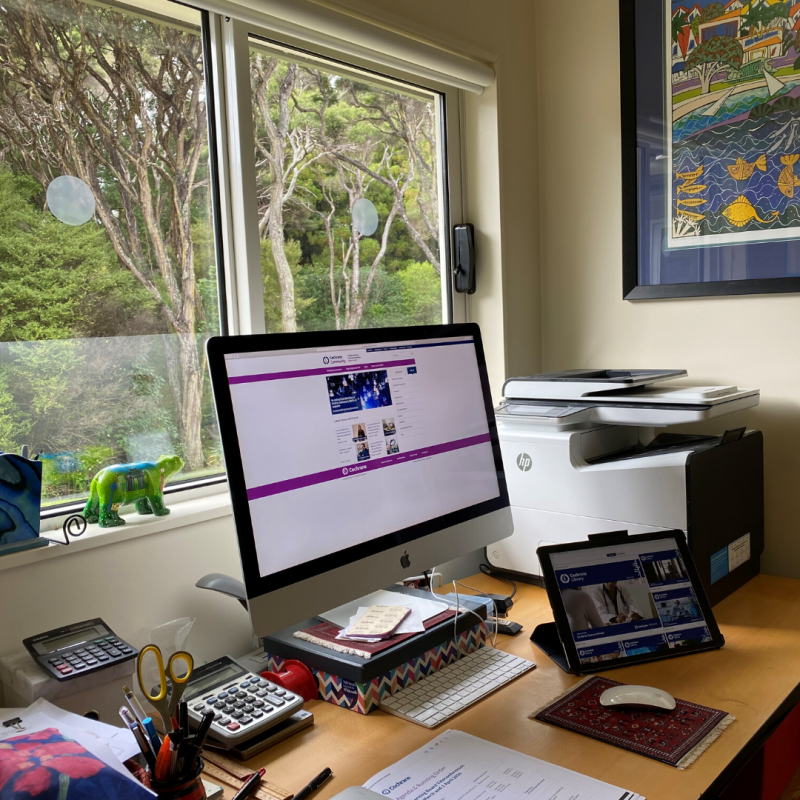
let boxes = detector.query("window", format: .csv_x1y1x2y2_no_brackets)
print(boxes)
0,0,223,506
247,38,449,332
0,1,461,512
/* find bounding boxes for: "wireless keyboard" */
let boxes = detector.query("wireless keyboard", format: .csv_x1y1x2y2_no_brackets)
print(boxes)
378,647,535,728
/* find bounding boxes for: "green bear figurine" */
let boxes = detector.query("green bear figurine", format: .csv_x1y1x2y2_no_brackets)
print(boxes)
82,455,185,528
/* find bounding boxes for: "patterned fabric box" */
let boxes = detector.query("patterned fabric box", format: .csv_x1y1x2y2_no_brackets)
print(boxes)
265,621,486,714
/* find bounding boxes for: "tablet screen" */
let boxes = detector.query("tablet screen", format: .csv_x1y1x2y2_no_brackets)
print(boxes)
550,535,713,667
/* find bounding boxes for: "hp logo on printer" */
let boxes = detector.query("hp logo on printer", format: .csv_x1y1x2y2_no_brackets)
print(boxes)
516,453,532,472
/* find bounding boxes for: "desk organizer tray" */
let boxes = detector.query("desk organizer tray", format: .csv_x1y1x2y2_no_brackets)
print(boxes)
262,587,488,714
531,675,735,769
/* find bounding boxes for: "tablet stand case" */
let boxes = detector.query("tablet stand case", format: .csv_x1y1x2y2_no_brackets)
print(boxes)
530,530,720,674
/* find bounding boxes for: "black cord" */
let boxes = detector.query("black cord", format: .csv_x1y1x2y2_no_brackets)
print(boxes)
480,563,517,599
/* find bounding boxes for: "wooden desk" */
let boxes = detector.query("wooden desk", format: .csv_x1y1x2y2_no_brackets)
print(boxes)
220,574,800,800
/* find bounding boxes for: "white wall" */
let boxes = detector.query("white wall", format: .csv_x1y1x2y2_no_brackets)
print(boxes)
534,0,800,578
0,515,254,667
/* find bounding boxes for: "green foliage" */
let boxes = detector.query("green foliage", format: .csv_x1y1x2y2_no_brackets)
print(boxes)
686,35,744,72
398,262,442,325
672,11,688,43
0,169,161,342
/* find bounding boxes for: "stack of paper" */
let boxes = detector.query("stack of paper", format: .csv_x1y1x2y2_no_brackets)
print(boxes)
341,605,411,641
365,729,644,800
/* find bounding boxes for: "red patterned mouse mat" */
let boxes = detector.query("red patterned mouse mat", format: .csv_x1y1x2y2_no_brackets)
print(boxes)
531,676,734,769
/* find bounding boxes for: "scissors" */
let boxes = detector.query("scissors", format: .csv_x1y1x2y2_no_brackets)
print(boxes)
136,644,194,730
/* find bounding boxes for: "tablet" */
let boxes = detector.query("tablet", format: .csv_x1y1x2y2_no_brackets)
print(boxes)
537,531,725,673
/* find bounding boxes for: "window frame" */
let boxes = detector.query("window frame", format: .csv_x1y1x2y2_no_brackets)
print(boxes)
36,0,467,527
219,15,466,332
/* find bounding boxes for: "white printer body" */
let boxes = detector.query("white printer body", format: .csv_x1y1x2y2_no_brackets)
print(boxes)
487,370,764,605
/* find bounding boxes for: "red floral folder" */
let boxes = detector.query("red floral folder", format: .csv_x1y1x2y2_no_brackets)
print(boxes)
0,727,152,799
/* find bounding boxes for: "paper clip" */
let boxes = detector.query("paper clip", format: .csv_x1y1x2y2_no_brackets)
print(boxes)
3,717,26,733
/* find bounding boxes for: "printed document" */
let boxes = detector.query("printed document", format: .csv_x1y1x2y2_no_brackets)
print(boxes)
365,729,643,800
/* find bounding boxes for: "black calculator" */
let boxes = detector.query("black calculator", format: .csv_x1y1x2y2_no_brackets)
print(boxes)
23,618,138,681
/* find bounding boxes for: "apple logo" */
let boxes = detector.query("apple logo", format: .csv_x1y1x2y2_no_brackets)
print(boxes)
400,551,411,569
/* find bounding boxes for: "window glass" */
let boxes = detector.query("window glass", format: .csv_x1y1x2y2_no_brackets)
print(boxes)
249,39,447,333
0,0,223,507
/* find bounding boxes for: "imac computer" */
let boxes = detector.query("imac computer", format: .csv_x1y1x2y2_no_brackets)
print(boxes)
206,323,513,637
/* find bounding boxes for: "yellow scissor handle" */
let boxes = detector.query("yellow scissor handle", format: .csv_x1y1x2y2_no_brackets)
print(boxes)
167,651,194,686
137,644,168,703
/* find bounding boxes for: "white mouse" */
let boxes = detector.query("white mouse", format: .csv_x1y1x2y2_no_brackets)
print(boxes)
599,685,676,711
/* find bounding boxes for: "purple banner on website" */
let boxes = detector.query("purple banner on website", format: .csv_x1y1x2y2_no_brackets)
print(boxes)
246,433,492,501
229,359,416,385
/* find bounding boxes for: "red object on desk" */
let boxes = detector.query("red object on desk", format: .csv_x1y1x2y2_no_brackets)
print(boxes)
260,660,317,703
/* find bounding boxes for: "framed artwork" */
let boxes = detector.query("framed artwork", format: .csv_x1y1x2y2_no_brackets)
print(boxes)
621,0,800,299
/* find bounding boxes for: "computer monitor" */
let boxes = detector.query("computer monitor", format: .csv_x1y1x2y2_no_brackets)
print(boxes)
206,324,512,636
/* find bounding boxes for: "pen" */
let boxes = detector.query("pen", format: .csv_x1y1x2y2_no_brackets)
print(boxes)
155,734,172,782
118,706,137,729
293,767,333,800
123,685,148,727
127,720,157,772
142,716,162,755
231,768,266,800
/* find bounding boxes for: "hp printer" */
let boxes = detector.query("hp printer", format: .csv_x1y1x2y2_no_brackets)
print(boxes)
487,369,764,605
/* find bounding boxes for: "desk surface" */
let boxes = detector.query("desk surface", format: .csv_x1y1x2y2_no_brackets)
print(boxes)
221,574,800,800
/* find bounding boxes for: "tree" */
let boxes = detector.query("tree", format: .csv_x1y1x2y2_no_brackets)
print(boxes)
686,35,744,94
672,11,691,60
692,2,725,39
0,0,211,469
251,57,329,333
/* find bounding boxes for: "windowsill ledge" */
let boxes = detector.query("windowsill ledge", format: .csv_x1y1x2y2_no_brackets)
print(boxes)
0,491,233,574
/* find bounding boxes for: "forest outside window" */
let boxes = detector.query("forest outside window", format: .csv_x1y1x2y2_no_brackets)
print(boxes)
247,37,451,333
0,0,223,507
0,0,459,512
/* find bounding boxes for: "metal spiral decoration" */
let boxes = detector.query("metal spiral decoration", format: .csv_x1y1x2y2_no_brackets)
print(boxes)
62,513,87,542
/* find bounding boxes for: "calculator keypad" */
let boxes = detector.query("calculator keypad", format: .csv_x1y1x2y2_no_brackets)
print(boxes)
188,673,303,740
37,631,136,680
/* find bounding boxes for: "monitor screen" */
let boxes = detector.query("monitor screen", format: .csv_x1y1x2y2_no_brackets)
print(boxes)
549,536,713,666
221,333,502,583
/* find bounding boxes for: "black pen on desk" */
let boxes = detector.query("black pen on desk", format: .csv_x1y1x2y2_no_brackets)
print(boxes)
293,767,333,800
231,768,266,800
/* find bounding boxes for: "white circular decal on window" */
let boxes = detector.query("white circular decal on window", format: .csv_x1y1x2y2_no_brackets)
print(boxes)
47,175,96,226
352,197,378,236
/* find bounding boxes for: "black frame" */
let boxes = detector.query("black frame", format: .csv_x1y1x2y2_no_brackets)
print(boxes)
537,530,725,674
206,323,510,602
620,0,800,300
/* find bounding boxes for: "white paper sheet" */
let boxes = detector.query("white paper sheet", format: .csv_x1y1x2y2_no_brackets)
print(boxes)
337,605,427,642
364,729,644,800
320,590,447,628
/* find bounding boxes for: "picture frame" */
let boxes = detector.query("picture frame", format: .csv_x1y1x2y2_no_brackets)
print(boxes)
621,0,800,299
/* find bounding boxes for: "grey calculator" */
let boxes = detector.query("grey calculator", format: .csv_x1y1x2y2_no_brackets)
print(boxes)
184,655,304,743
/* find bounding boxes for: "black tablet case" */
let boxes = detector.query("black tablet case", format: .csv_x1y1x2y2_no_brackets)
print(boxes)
531,530,722,674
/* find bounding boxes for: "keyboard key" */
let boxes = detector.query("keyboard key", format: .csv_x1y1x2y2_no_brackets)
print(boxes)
97,655,110,661
218,692,228,700
228,687,239,694
240,682,251,689
240,716,252,724
108,648,121,657
232,711,243,719
218,717,230,726
227,722,240,731
249,677,260,684
252,710,264,718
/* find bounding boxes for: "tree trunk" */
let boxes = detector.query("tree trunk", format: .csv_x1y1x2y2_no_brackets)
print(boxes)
696,62,720,94
269,200,297,332
176,332,204,470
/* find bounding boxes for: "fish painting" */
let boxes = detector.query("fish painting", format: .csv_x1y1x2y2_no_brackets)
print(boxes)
675,166,703,185
678,183,707,194
726,154,767,182
778,155,800,198
677,209,704,221
677,197,707,207
722,195,779,227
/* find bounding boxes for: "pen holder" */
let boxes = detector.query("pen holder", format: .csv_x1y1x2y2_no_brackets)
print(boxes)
149,758,206,800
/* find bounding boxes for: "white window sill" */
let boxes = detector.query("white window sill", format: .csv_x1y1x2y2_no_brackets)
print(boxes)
0,489,233,574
